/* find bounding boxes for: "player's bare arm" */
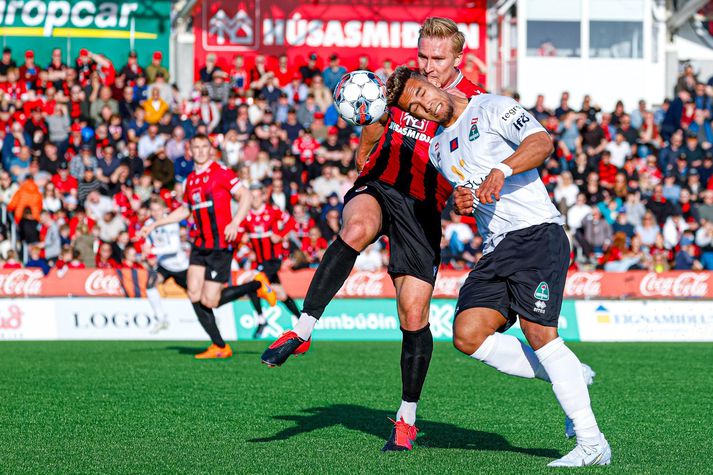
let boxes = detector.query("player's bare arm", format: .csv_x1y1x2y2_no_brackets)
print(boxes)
474,131,553,205
355,114,388,172
225,185,252,242
139,205,190,238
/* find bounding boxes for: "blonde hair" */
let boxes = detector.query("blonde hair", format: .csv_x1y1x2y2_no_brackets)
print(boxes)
419,17,465,56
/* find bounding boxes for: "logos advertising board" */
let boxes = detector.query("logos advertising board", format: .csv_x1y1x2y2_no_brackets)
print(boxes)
55,298,237,341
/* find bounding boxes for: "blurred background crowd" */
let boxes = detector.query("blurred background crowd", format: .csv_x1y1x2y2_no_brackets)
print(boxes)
1,46,712,275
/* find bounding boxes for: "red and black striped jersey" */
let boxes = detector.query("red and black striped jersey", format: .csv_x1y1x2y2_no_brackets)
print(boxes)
183,160,242,249
357,71,484,212
241,205,291,263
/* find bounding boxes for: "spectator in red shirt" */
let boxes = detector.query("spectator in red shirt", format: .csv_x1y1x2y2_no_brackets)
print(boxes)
2,249,23,269
19,50,39,88
95,242,120,269
301,227,328,265
273,54,295,87
598,151,618,189
292,129,320,166
121,246,144,270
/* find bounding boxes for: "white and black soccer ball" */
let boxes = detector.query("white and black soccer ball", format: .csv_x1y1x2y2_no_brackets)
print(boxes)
333,70,387,126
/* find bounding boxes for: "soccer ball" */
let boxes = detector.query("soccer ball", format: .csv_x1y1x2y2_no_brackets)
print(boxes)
333,70,388,126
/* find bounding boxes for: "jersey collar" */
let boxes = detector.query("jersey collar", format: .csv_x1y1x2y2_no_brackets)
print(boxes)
443,69,464,91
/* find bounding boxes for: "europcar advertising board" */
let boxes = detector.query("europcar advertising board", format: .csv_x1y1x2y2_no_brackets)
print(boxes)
0,1,170,65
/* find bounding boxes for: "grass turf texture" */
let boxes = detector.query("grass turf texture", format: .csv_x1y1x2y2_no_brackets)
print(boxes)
1,341,712,474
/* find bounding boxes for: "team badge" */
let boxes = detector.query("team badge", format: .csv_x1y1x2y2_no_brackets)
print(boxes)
449,137,459,152
469,118,480,141
534,282,550,301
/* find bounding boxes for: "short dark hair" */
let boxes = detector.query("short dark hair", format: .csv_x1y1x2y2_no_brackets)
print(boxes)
190,133,211,145
386,66,419,107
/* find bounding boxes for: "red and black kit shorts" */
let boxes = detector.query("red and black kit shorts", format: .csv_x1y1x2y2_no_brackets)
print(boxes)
189,246,233,283
344,180,441,286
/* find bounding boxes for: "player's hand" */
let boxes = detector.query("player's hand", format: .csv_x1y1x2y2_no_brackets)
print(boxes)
453,186,475,215
224,221,240,242
138,223,154,239
475,169,506,204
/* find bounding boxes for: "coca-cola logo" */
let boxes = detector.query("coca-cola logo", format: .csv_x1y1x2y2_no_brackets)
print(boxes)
564,272,603,297
337,272,386,297
84,270,124,296
0,269,44,296
0,304,23,330
639,272,710,297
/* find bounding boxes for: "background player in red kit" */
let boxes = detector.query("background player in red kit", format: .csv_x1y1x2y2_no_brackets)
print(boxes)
141,134,273,359
241,184,302,338
261,17,484,450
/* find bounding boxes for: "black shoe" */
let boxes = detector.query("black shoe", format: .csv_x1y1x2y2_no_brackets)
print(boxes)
253,322,267,339
260,331,310,367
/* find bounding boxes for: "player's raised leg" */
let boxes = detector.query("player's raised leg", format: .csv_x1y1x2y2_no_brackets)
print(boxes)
382,275,433,452
261,193,381,366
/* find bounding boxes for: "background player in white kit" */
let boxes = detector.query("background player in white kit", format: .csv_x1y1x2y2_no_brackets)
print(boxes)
144,197,190,333
386,67,611,467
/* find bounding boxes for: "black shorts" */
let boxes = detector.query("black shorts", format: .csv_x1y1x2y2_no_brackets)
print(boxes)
344,181,441,285
157,265,188,290
257,259,282,284
456,223,570,331
189,246,233,283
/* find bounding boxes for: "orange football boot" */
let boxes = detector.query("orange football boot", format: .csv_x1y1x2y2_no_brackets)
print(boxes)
254,272,277,307
195,343,233,359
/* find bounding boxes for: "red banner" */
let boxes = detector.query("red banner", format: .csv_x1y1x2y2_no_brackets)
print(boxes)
0,269,147,298
1,268,711,300
193,0,487,78
232,269,713,300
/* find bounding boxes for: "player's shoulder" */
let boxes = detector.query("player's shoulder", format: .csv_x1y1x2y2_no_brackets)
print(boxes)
454,75,486,97
472,94,525,121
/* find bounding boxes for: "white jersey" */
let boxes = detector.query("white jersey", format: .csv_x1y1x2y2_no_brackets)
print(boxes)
147,218,189,272
429,94,564,254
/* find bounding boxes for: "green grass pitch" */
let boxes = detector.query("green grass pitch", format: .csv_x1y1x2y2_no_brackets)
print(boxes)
1,341,712,473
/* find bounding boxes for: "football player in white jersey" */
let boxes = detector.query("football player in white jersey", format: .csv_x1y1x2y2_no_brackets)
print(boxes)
385,67,610,467
144,197,191,333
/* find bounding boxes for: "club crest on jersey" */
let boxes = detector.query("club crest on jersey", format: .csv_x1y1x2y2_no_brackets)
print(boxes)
534,282,550,301
203,176,209,183
449,137,459,152
403,113,427,131
469,118,480,141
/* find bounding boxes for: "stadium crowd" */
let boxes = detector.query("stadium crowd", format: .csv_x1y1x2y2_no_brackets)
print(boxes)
0,46,712,275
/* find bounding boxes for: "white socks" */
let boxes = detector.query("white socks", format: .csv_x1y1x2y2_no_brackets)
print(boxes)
535,337,601,446
293,313,318,340
146,288,166,318
471,333,550,381
396,400,418,426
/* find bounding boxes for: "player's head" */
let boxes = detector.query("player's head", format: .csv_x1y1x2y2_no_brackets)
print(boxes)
418,17,465,89
189,133,213,166
386,66,454,124
149,196,166,221
249,184,265,209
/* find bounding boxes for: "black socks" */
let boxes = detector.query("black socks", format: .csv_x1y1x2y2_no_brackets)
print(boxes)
400,324,433,402
302,236,359,319
191,301,226,348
